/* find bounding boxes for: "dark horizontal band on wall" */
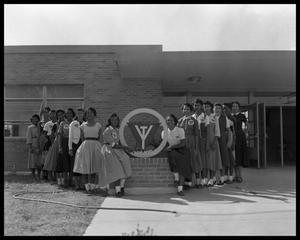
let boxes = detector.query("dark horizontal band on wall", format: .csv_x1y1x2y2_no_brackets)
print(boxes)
162,90,294,97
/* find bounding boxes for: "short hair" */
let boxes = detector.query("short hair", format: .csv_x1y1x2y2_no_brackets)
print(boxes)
223,103,232,108
106,113,120,128
31,114,40,122
167,114,178,125
66,108,76,118
214,103,223,108
87,107,97,117
50,110,56,114
182,103,194,112
77,108,84,112
56,109,65,118
204,101,213,109
193,98,203,105
75,108,86,121
232,101,241,107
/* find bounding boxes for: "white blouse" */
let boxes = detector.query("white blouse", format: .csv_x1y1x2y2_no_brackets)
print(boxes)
68,120,84,150
161,126,185,147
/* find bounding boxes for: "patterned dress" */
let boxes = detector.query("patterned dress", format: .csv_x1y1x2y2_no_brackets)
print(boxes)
99,126,131,187
56,120,72,173
192,112,207,169
178,115,202,173
26,124,41,169
43,122,60,171
205,114,222,171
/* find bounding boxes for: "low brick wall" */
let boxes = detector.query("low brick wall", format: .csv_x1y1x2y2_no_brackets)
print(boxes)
126,158,173,188
4,138,174,187
4,137,28,172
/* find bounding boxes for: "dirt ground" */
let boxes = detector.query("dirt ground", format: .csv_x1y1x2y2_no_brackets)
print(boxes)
4,174,105,236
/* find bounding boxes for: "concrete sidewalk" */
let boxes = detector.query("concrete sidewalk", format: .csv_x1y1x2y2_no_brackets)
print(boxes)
84,166,296,236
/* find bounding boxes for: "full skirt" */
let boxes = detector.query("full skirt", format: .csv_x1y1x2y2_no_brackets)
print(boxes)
168,147,192,180
73,140,105,174
98,145,128,187
186,135,203,173
43,137,59,171
206,139,222,171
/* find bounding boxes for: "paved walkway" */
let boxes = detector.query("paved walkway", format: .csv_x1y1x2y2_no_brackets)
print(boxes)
84,166,296,236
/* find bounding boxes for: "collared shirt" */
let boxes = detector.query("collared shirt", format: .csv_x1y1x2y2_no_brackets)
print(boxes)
161,126,185,147
192,112,205,127
68,120,84,150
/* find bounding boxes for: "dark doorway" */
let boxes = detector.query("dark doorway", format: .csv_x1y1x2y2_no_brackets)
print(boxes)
266,106,296,167
266,107,281,166
282,106,296,166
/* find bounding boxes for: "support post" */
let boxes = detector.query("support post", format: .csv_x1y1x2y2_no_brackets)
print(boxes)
248,91,254,104
42,86,47,106
280,106,284,167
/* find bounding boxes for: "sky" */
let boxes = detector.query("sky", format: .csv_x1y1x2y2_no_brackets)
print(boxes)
4,4,296,51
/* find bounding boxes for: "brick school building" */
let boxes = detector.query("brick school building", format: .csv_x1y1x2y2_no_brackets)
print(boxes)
4,45,295,186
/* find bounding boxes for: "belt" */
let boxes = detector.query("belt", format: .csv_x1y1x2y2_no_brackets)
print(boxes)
85,137,99,140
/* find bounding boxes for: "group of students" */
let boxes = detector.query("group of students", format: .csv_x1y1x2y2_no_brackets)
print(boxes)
162,99,248,196
26,106,132,197
26,99,248,197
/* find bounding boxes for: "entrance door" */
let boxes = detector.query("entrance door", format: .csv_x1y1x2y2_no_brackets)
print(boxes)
242,103,260,168
258,103,267,168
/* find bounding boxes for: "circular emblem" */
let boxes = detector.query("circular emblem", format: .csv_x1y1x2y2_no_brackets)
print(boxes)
120,108,168,158
112,131,118,139
188,119,194,126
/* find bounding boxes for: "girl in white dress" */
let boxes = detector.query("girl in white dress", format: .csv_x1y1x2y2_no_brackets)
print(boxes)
73,107,105,193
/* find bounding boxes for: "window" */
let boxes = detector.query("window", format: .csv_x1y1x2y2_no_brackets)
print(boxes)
4,84,84,137
4,124,19,137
